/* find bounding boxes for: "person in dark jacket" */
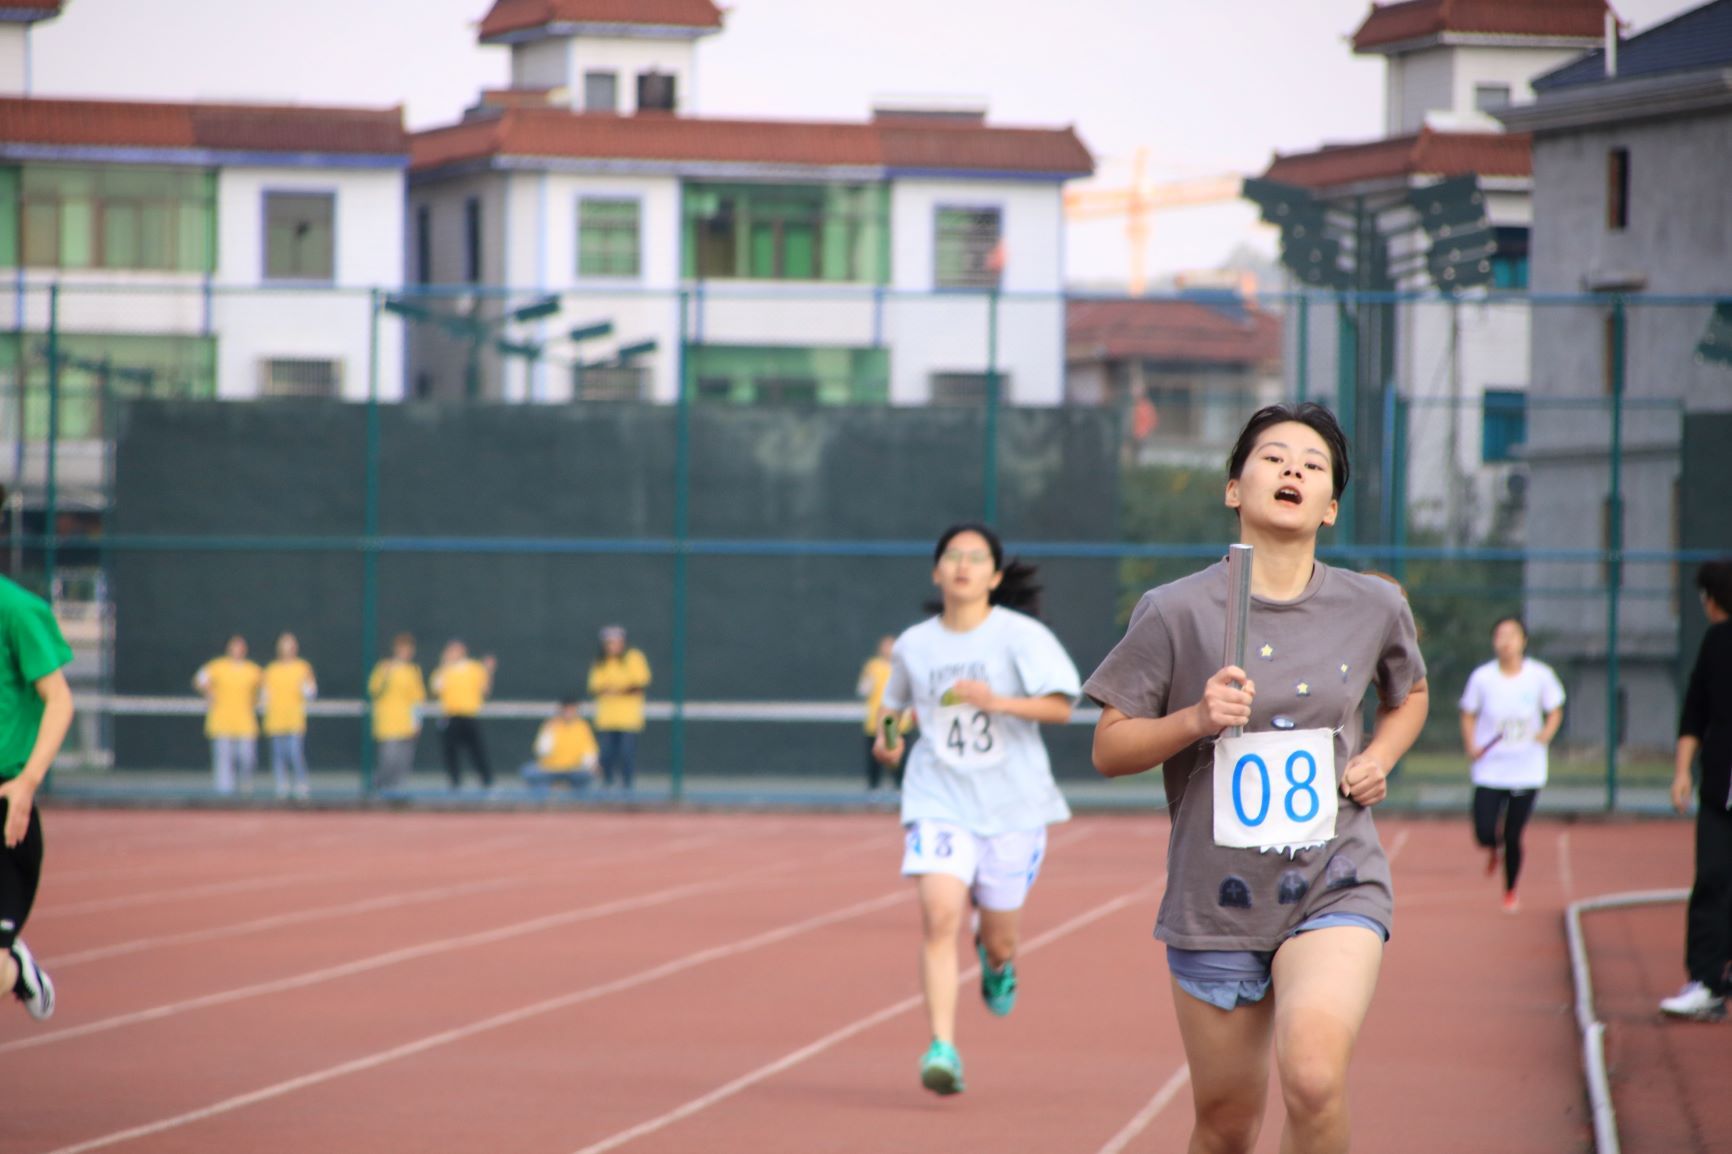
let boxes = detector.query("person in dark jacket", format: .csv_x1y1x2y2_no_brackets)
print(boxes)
1661,560,1732,1021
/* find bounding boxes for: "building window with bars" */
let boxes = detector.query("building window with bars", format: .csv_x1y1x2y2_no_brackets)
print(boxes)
263,191,335,282
929,370,1011,406
683,182,889,283
573,364,646,401
17,164,216,273
464,196,482,284
1481,388,1526,463
578,198,641,278
584,71,618,113
258,358,342,398
934,206,1002,290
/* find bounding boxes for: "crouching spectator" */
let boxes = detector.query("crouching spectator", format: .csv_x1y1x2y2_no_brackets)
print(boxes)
520,698,599,797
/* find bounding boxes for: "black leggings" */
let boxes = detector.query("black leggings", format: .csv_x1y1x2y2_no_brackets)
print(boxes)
440,716,493,787
1685,803,1732,994
1473,786,1538,893
0,798,44,952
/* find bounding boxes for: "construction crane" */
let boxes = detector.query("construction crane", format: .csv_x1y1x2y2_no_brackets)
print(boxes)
1064,147,1244,295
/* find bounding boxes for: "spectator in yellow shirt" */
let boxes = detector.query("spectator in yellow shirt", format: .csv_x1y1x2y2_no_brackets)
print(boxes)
588,625,650,792
520,698,599,796
261,632,317,800
857,634,907,792
369,632,426,791
431,639,495,790
193,635,262,796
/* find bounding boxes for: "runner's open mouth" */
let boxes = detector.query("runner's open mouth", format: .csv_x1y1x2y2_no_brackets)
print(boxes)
1276,487,1302,505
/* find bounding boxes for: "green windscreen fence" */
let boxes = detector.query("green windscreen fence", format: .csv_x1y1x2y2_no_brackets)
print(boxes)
107,399,1124,779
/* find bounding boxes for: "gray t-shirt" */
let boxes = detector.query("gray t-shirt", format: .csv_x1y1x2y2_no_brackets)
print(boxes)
1083,559,1425,951
885,606,1080,836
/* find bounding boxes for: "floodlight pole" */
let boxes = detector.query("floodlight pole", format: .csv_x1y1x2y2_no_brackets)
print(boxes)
44,283,59,598
361,288,383,794
983,286,1001,524
670,289,691,804
1604,295,1627,811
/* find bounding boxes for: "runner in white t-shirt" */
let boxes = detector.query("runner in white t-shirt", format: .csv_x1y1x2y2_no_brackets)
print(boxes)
1459,616,1566,912
873,522,1080,1096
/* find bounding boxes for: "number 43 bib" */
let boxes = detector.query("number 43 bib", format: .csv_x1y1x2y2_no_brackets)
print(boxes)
932,699,1006,772
1212,728,1338,851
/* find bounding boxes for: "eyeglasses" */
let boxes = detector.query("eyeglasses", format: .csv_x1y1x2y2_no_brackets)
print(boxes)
940,549,992,565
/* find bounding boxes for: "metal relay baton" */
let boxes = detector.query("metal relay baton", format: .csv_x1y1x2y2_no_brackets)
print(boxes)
1223,543,1253,739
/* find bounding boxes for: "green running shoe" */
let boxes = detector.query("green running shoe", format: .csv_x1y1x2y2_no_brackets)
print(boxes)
919,1038,965,1095
978,940,1018,1016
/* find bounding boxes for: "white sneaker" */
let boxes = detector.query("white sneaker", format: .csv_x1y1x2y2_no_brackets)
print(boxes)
10,938,55,1021
1659,980,1726,1021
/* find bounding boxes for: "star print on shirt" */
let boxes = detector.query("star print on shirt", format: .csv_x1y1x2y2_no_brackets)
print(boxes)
1296,682,1310,696
1259,644,1274,660
1339,663,1350,681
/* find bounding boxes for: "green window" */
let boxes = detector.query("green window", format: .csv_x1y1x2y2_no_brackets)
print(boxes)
10,165,215,273
687,344,889,405
264,191,335,282
578,197,641,277
0,333,217,441
935,206,1002,290
683,183,888,283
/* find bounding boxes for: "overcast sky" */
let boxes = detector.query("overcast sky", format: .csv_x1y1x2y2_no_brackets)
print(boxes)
30,0,1696,288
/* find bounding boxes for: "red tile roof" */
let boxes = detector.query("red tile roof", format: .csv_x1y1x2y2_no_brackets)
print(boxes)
1353,0,1610,52
0,97,409,156
411,108,1093,177
479,0,722,41
1260,128,1530,190
1067,299,1283,367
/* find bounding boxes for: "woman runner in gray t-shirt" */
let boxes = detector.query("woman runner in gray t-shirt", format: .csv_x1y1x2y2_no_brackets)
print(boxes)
1086,403,1429,1154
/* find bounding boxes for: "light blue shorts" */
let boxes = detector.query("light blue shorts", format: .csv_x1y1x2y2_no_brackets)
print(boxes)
1166,912,1389,1012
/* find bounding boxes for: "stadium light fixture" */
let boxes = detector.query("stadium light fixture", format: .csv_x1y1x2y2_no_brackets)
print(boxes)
569,321,615,343
508,295,563,324
1696,301,1732,367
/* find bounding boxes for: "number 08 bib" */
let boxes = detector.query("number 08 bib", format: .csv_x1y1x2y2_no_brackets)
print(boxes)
1212,728,1338,850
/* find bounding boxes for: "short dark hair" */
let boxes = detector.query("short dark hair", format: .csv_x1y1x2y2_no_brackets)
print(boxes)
1698,561,1732,615
1492,615,1527,639
1226,402,1350,500
557,696,580,709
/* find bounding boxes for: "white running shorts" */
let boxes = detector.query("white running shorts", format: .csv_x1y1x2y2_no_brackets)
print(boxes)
900,818,1047,911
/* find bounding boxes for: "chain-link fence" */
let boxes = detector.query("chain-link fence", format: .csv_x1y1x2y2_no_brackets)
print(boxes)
4,281,1727,810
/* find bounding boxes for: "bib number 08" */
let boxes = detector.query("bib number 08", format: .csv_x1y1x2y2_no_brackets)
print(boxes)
1230,749,1322,827
1212,728,1338,850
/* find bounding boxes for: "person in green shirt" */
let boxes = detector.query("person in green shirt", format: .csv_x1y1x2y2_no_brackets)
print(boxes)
0,570,75,1023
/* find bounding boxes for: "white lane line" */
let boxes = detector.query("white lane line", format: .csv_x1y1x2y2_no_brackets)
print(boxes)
35,887,914,1154
5,830,892,1056
45,831,736,969
1387,827,1410,862
41,878,523,968
1093,1064,1192,1154
38,870,351,918
567,877,1164,1154
3,871,760,1055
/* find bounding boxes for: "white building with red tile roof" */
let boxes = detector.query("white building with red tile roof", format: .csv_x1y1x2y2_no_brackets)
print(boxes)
0,74,410,502
404,1,1093,405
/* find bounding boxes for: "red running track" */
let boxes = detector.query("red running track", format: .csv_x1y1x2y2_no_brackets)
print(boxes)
0,809,1713,1153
